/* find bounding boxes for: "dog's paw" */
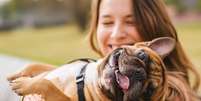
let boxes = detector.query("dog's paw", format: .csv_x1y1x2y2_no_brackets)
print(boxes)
9,77,33,96
7,72,25,82
23,94,45,101
7,63,55,82
7,64,41,81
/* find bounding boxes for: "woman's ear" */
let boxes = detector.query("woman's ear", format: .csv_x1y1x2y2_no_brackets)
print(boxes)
148,37,176,59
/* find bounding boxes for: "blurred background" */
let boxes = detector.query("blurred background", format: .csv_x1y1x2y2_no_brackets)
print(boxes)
0,0,200,65
0,0,200,100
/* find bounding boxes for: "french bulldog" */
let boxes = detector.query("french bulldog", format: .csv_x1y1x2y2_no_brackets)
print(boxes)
8,37,200,101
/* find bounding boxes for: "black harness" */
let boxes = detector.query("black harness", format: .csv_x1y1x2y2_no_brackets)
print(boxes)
75,58,96,101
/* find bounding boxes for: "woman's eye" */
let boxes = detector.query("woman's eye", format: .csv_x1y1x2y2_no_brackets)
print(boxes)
102,21,114,26
125,20,135,25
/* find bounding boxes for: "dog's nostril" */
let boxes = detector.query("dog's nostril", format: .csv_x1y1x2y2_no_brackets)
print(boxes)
109,49,122,67
114,51,121,59
114,49,123,59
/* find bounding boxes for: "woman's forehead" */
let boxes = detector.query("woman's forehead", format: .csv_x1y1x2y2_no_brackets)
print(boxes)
99,0,134,17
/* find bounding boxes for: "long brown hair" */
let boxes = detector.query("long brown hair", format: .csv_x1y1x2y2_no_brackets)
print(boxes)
88,0,200,91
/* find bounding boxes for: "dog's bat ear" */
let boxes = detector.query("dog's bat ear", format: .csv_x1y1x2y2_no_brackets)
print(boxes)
148,37,176,59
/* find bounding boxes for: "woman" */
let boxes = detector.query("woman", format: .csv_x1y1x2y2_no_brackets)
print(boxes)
14,0,201,100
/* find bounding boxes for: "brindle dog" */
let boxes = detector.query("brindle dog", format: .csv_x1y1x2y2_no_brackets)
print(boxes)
98,37,200,101
8,37,200,101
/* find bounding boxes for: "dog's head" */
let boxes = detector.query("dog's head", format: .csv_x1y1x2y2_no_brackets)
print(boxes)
98,37,176,101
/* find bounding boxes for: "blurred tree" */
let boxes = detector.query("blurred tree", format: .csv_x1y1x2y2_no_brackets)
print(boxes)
196,0,201,12
165,0,186,13
0,1,16,20
0,0,91,31
165,0,201,13
73,0,91,31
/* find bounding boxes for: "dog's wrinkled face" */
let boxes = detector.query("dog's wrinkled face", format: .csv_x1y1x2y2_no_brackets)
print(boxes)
99,37,176,101
108,47,150,101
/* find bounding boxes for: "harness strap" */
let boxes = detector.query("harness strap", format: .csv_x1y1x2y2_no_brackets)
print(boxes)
76,64,87,101
76,58,96,101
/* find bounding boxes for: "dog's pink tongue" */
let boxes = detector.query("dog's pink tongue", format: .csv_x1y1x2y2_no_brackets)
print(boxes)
115,71,129,90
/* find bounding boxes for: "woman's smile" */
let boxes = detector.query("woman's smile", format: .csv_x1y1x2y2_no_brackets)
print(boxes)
108,43,135,51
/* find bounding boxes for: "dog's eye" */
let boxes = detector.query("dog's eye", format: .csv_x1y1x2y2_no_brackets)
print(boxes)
138,51,146,60
135,49,149,63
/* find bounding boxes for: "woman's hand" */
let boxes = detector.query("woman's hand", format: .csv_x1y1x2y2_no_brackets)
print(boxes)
23,94,45,101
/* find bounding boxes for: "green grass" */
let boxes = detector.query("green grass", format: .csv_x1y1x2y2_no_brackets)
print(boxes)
176,22,201,69
175,22,201,92
0,25,98,65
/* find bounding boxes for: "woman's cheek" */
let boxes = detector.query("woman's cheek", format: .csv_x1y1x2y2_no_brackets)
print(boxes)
97,27,111,55
128,27,142,42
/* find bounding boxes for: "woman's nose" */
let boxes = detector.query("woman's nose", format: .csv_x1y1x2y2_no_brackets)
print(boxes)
110,23,127,39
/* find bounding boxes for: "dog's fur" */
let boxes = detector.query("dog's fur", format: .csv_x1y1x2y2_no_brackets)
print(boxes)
8,37,200,101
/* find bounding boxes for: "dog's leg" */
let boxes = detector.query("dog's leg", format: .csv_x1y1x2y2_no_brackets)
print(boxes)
9,71,71,101
7,63,56,81
9,72,49,96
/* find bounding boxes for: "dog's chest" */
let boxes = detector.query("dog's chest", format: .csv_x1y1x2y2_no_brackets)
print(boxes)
44,61,89,100
44,60,110,101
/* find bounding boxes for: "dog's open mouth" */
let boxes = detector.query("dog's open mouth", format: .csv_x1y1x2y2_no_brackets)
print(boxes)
115,70,130,92
108,48,129,91
108,48,148,92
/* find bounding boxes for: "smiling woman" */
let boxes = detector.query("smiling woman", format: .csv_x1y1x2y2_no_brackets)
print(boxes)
96,0,142,56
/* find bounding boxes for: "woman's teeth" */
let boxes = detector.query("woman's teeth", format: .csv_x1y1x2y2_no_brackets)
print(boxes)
109,43,134,49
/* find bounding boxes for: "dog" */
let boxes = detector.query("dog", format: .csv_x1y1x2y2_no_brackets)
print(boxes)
8,37,200,101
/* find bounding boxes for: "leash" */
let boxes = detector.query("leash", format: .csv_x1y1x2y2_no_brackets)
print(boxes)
75,58,96,101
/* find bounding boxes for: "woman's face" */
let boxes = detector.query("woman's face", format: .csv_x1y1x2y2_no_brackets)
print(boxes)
97,0,142,56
